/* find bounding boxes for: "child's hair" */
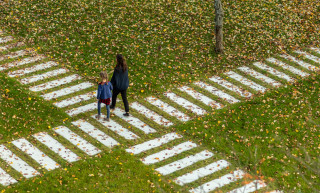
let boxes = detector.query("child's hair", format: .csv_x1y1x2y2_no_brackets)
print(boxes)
100,71,108,81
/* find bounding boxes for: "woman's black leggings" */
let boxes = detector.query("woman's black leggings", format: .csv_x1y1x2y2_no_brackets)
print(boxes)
111,89,129,112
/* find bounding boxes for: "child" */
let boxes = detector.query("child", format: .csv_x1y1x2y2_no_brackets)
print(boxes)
96,71,113,121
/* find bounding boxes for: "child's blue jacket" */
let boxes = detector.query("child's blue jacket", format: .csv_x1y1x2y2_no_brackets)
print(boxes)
97,82,113,99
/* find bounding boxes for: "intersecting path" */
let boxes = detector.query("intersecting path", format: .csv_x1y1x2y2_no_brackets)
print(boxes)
1,29,319,192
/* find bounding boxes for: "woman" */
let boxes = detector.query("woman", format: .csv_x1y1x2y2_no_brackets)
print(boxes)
110,54,130,116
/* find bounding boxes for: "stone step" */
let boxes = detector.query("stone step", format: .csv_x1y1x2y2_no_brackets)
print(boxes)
227,180,266,193
209,76,252,98
71,119,119,148
54,91,96,108
66,102,98,116
12,138,60,171
33,132,80,163
279,54,318,71
8,61,59,78
41,82,94,100
0,167,17,186
194,81,240,104
141,141,198,165
238,66,281,87
189,170,245,193
113,108,156,134
0,49,29,62
156,150,214,176
30,74,81,92
0,55,46,71
224,71,267,93
164,92,207,115
0,36,14,44
174,160,230,186
0,145,40,178
93,114,139,140
53,126,101,156
253,62,294,82
131,102,174,127
0,42,24,52
20,68,68,84
266,58,309,77
295,50,320,64
126,132,183,155
146,96,190,122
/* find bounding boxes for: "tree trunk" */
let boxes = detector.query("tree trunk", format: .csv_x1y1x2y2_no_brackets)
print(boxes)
215,0,224,53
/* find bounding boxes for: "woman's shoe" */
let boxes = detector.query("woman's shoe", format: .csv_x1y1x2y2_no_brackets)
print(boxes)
123,112,129,116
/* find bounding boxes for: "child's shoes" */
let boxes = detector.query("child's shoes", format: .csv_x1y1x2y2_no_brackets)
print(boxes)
96,115,101,120
104,117,110,122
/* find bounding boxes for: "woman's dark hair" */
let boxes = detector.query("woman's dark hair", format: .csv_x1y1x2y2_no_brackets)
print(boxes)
116,54,128,72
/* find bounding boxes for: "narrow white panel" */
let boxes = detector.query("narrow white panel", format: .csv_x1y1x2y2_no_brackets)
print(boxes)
54,126,101,156
156,150,214,175
0,167,17,186
20,68,68,84
295,50,320,64
42,82,94,100
113,108,156,134
146,96,190,122
238,66,281,87
30,74,81,92
189,170,245,193
141,141,198,165
54,91,96,108
71,119,119,148
310,47,320,54
280,54,318,71
164,92,207,115
93,114,139,140
0,55,46,71
0,50,29,62
0,42,24,52
12,138,59,171
33,132,80,162
126,132,183,155
253,62,294,82
8,61,59,77
179,86,223,109
266,58,309,77
209,76,252,98
194,81,240,104
0,36,13,44
131,102,173,127
269,191,284,193
66,102,98,116
224,71,266,93
227,180,267,193
174,160,230,185
0,145,39,178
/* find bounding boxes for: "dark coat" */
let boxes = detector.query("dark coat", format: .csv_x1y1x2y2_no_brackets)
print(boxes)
110,67,129,90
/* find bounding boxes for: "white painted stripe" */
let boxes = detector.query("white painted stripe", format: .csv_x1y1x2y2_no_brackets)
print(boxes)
156,150,214,176
194,81,240,104
30,74,81,92
0,167,17,186
164,92,207,115
0,145,39,178
224,71,266,93
0,55,46,71
141,141,198,165
253,62,294,82
72,119,119,148
0,36,13,44
113,108,156,134
8,61,59,77
174,160,230,185
53,126,101,156
131,102,173,127
279,54,318,71
266,58,309,77
238,66,281,87
42,82,94,100
33,132,80,162
295,50,320,64
146,96,190,122
269,191,284,193
310,47,320,55
0,42,24,52
0,50,29,62
20,68,68,84
66,102,98,116
126,132,183,155
93,114,139,140
189,170,245,193
54,91,96,108
227,180,267,193
179,86,223,109
12,138,59,171
209,76,252,98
